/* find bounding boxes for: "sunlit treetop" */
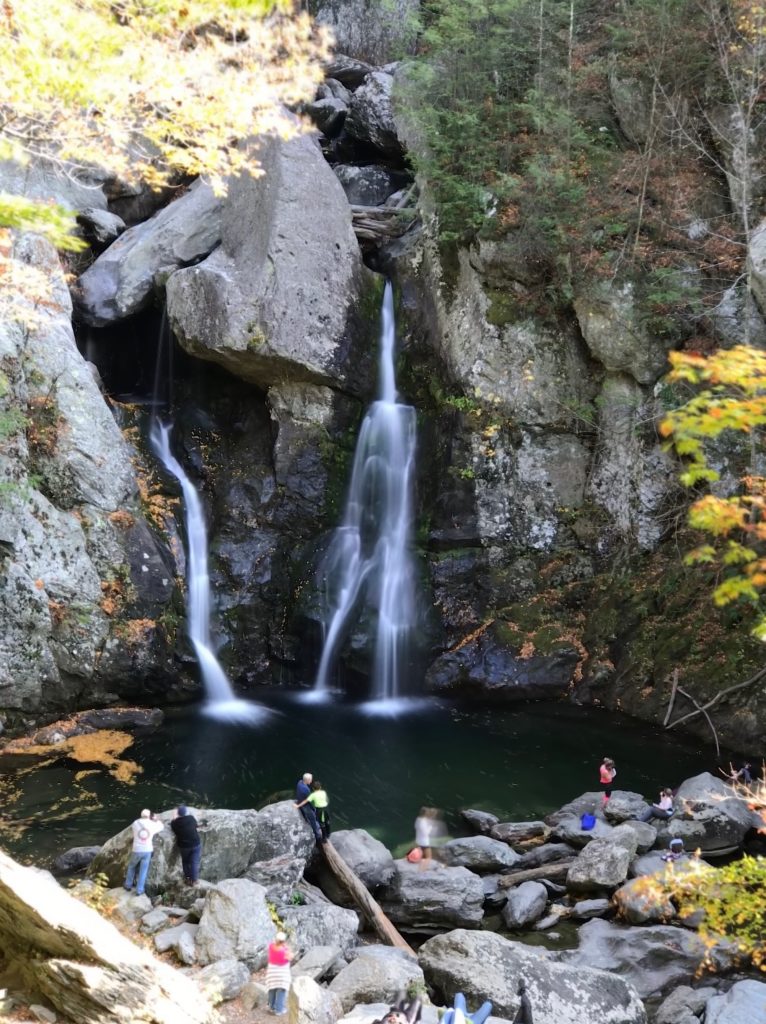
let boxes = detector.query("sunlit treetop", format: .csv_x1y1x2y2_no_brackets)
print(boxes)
0,0,330,246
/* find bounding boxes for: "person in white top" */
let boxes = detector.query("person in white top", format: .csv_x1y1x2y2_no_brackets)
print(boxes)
640,788,675,822
124,808,164,895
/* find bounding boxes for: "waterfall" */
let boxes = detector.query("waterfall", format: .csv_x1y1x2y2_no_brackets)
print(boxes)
150,420,265,722
311,281,418,708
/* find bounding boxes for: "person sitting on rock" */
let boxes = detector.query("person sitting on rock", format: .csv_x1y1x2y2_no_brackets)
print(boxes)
661,837,686,863
170,805,202,885
294,772,322,842
640,788,675,822
123,808,164,896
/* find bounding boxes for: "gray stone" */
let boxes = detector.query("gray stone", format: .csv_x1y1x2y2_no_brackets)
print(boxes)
657,773,753,853
515,843,575,870
166,128,376,395
698,981,766,1024
52,846,102,875
315,0,419,64
613,820,656,855
501,881,548,930
0,157,109,214
551,815,614,849
708,280,766,348
608,824,640,860
195,879,275,968
30,1006,57,1024
77,208,126,246
281,904,360,955
293,946,344,982
244,853,306,904
571,899,611,920
461,810,499,835
629,851,669,878
329,951,425,1011
419,929,647,1024
141,908,173,934
154,921,198,955
489,822,547,845
654,985,717,1024
241,980,269,1011
77,180,223,326
325,54,374,87
602,792,651,824
196,960,251,1003
329,830,396,889
176,928,198,966
613,877,675,925
566,839,631,893
306,98,347,137
564,919,734,998
318,79,352,104
710,104,766,226
89,808,262,895
379,861,484,933
440,836,520,873
333,165,402,207
345,73,403,159
104,888,153,924
288,975,344,1024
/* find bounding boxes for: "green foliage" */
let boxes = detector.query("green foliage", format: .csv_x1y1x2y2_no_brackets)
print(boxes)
0,193,86,252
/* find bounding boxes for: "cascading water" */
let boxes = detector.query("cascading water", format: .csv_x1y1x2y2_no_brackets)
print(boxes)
311,281,418,710
150,420,265,723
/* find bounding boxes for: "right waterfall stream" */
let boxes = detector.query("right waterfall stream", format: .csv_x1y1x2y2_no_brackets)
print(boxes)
311,281,418,709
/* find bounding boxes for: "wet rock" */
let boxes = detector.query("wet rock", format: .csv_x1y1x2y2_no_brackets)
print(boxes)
281,904,360,955
566,839,631,893
293,946,344,982
330,830,396,889
378,861,484,933
564,919,735,998
77,180,223,326
490,822,547,846
333,165,404,207
89,808,261,894
501,882,548,930
654,985,717,1024
77,707,164,730
195,879,275,968
345,73,403,159
288,975,343,1024
461,810,499,835
52,846,102,875
613,877,675,925
419,929,647,1024
329,950,425,1011
657,773,753,853
571,898,612,920
196,960,251,1003
167,127,376,396
440,836,520,873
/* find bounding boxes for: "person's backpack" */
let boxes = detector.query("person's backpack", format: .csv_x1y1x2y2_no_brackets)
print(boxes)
580,812,596,831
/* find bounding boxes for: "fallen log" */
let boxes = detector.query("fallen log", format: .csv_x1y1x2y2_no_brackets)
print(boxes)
497,860,576,889
321,841,415,955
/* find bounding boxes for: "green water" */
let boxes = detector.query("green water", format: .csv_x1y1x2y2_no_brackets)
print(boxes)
0,695,725,865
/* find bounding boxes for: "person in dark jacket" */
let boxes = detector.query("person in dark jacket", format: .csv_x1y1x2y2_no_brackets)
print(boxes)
170,805,202,884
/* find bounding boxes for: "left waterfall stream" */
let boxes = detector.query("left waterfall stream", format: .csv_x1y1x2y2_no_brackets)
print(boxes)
149,315,268,724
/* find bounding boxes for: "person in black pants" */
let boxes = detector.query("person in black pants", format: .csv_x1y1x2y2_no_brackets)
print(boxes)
295,772,322,842
170,805,202,884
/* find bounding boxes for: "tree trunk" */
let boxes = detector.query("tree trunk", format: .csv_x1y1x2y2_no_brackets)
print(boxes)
497,860,575,889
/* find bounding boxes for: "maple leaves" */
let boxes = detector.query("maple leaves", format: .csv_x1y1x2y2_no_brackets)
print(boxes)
661,345,766,638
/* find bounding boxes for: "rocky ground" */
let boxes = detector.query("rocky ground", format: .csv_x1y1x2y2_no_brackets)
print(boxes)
0,772,764,1024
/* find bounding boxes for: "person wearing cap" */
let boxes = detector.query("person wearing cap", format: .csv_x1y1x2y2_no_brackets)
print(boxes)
123,809,164,896
266,930,293,1015
661,838,686,863
170,805,202,885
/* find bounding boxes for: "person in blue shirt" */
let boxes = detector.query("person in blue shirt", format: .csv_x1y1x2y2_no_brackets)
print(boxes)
295,772,321,841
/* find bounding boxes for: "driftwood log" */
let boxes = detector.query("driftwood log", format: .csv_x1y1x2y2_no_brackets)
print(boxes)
351,204,418,243
321,841,415,955
497,860,576,889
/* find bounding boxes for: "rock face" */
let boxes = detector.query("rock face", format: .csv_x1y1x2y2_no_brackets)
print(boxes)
0,850,215,1024
88,808,262,894
378,861,484,932
166,129,378,395
195,878,276,967
658,773,753,853
419,929,647,1024
77,181,223,326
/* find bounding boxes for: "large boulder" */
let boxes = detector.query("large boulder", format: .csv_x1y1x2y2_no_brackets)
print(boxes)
166,129,378,396
564,919,734,998
289,975,344,1024
195,879,275,968
461,810,499,836
419,929,647,1024
612,878,675,925
0,850,215,1024
52,847,102,875
281,904,360,955
77,180,223,325
88,808,261,894
378,861,484,933
704,980,766,1024
658,773,754,853
196,959,251,1003
244,854,306,904
566,838,632,894
333,165,405,207
501,881,548,930
314,0,419,64
602,792,650,824
329,950,425,1011
440,836,520,873
514,843,576,871
329,830,396,889
345,73,404,159
251,801,317,863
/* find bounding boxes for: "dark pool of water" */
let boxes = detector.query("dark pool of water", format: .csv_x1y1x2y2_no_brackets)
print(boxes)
0,694,728,865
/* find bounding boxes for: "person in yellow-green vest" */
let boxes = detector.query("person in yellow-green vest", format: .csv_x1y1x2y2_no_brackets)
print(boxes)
297,780,331,842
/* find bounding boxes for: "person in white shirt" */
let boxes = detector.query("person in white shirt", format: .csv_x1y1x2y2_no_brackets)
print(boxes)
640,788,675,822
124,808,164,896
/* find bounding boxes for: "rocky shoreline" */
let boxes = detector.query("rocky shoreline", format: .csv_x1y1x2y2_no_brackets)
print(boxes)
1,771,764,1024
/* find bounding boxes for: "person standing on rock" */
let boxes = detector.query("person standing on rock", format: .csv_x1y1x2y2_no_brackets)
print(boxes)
123,808,164,896
295,772,322,842
296,779,330,841
170,805,202,885
599,757,616,806
266,930,292,1015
